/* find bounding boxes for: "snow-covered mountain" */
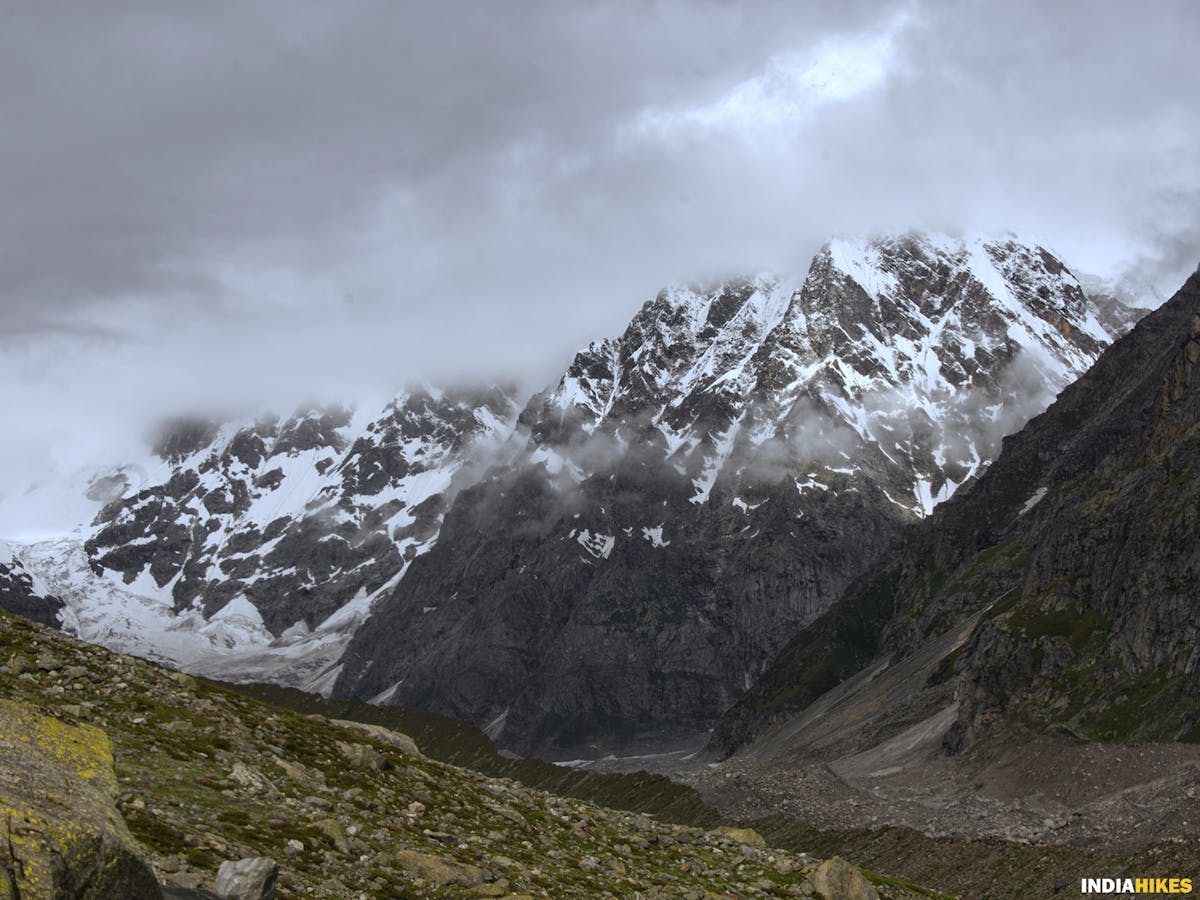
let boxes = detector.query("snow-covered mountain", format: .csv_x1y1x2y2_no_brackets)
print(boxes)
709,264,1200,769
1,231,1143,753
334,233,1142,753
523,233,1127,516
7,386,520,691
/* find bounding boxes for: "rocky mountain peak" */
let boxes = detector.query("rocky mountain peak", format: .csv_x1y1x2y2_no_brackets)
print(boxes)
7,384,520,694
332,231,1147,754
524,231,1132,516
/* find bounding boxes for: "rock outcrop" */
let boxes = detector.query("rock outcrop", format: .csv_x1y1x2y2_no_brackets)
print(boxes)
212,857,277,900
0,698,161,899
811,857,880,900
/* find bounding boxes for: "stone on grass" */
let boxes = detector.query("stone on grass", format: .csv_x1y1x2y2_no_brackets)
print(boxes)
393,850,485,887
332,719,423,758
212,856,278,900
810,856,879,900
710,825,767,848
335,740,388,771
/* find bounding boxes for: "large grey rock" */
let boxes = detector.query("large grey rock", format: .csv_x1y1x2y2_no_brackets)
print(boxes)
811,856,879,900
0,698,162,899
212,857,277,900
393,850,485,888
331,720,422,758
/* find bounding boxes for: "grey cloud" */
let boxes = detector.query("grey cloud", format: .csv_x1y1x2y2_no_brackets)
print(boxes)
1,1,1197,531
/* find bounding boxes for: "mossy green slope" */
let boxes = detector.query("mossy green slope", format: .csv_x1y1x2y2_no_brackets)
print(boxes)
0,609,940,898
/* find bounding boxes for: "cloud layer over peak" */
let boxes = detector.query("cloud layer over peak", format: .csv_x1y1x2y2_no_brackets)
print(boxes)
1,1,1197,530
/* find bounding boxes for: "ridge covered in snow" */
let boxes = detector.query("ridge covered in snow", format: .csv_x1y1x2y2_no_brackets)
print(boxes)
9,385,520,689
529,232,1130,516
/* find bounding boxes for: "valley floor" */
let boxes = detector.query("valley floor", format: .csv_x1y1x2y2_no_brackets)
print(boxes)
565,682,1200,896
699,734,1200,849
555,730,1200,899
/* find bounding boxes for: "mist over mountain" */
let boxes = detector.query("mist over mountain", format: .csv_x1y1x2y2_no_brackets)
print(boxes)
1,1,1197,535
332,233,1143,753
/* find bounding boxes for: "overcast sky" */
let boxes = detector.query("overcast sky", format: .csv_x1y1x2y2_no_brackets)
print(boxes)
1,0,1198,527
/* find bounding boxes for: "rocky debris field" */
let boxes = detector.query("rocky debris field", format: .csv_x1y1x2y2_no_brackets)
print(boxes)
0,608,941,899
701,741,1200,849
691,743,1200,899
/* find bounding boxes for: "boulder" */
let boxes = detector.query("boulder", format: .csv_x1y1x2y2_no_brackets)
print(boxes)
228,762,277,796
315,818,350,855
0,698,162,899
331,719,423,758
393,850,485,887
212,857,278,900
334,740,387,772
709,825,767,848
810,856,879,900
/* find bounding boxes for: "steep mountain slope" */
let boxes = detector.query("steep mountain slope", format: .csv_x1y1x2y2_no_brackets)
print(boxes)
335,232,1139,755
710,264,1200,761
16,386,519,691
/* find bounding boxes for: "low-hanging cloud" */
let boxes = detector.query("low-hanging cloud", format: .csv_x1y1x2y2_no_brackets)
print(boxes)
2,0,1198,534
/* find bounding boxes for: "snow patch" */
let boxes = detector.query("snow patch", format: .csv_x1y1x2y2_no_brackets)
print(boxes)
641,525,669,547
795,476,829,494
828,238,901,300
368,680,404,705
576,530,615,559
1019,486,1048,515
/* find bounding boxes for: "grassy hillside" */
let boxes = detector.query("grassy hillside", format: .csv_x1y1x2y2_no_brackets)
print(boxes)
0,608,937,898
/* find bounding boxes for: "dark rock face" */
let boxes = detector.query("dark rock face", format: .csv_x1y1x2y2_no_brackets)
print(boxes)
84,386,519,637
0,541,63,628
710,267,1200,759
335,234,1137,755
338,454,903,754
